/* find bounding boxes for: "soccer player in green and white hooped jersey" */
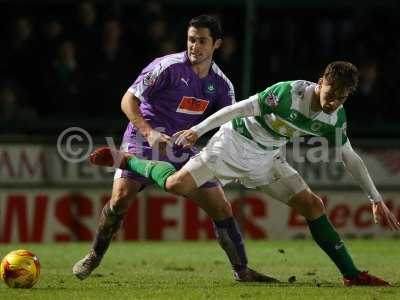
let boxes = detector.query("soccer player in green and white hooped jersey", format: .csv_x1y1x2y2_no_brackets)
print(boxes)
231,80,348,149
90,61,400,286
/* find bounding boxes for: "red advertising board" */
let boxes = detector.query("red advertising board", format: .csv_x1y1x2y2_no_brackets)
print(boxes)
1,189,399,243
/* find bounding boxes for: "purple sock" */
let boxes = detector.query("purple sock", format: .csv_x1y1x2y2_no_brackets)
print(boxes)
213,217,248,272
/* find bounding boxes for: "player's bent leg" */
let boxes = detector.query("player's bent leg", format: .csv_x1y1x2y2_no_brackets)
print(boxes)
90,146,189,194
288,189,390,286
187,186,279,283
73,178,142,280
288,189,359,279
258,164,390,286
259,173,354,278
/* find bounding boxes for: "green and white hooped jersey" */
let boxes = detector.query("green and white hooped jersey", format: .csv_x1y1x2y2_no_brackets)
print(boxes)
231,80,348,149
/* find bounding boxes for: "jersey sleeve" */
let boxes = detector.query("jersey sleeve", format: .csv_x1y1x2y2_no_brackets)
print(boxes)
323,108,348,146
257,81,291,115
214,78,235,111
128,60,169,102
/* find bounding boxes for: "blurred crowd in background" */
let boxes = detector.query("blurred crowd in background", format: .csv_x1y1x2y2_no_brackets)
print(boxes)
1,0,399,137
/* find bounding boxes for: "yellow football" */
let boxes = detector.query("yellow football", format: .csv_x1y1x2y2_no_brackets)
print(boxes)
0,250,40,288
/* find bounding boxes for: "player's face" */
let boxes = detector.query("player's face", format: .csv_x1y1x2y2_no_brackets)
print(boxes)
187,26,221,65
319,79,351,114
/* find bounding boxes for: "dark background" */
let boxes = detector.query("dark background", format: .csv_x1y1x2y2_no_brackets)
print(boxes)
1,0,399,139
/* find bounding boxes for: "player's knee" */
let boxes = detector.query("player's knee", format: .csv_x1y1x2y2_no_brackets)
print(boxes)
165,175,188,195
165,172,197,196
303,193,325,219
110,187,133,214
214,201,232,219
289,190,325,220
310,194,325,215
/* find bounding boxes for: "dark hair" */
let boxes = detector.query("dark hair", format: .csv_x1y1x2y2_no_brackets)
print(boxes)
323,61,359,92
188,15,222,42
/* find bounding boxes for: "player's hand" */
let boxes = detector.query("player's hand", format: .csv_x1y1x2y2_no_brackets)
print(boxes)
146,129,172,155
173,130,199,148
372,201,400,231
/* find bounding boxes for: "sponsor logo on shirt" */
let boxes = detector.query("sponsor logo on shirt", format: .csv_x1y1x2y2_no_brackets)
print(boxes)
266,92,278,108
181,77,189,87
289,111,298,120
176,96,209,115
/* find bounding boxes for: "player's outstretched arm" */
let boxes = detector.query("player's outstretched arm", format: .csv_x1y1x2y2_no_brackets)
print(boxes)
340,140,400,230
174,95,260,147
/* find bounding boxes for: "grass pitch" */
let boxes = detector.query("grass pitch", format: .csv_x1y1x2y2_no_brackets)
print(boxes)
0,240,399,299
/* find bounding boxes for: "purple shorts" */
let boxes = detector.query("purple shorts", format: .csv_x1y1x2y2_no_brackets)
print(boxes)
114,141,218,189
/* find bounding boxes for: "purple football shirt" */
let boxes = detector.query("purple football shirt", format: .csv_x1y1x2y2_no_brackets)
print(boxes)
125,51,234,138
117,51,235,185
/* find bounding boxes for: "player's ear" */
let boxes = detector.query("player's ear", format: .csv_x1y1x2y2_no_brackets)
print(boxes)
214,38,222,50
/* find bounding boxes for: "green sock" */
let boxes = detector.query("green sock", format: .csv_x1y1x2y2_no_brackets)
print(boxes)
126,156,177,190
307,215,359,278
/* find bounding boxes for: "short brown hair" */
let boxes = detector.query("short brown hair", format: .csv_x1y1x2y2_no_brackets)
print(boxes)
188,15,222,43
323,61,359,93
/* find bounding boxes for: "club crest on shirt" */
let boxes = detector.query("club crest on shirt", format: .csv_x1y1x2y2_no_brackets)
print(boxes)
205,83,216,94
311,122,323,132
265,92,278,108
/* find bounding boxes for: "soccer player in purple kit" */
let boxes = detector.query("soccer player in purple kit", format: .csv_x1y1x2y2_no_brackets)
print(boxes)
73,15,276,283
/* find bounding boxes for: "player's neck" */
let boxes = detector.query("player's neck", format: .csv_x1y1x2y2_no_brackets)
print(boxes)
311,85,323,113
191,59,212,78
